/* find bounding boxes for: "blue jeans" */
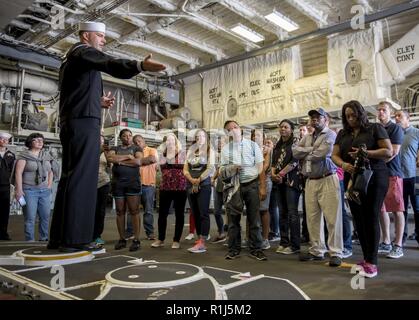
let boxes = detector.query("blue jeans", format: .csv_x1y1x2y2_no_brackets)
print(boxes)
127,186,155,237
275,184,301,250
269,184,280,236
213,187,224,234
340,180,352,250
23,187,51,241
141,185,155,236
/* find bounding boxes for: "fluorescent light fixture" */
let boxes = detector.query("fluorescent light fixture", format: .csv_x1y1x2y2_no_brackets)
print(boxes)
265,10,299,32
231,23,264,43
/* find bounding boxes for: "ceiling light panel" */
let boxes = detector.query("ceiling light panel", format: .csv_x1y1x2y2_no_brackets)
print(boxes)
265,10,299,32
230,23,265,43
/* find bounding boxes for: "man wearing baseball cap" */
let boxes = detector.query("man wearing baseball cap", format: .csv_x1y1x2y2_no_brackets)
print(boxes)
0,132,15,240
48,21,166,252
293,107,343,267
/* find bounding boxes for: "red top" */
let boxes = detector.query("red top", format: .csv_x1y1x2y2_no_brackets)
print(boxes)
160,150,187,191
336,167,344,181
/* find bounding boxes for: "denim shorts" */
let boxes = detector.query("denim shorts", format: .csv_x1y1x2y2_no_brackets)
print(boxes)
259,178,272,211
112,179,141,199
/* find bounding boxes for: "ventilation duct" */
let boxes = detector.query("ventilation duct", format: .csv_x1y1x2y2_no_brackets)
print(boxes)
0,70,58,95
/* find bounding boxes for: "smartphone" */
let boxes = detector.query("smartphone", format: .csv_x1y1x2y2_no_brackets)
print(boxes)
18,196,26,207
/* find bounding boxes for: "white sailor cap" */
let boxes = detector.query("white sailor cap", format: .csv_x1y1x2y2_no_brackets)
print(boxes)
0,132,12,139
78,21,106,33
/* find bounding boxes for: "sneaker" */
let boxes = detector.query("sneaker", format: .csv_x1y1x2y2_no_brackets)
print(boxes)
147,234,156,240
94,237,105,245
275,245,287,253
185,233,195,241
249,250,267,261
225,251,240,260
206,234,211,241
299,252,325,261
352,232,360,245
124,233,134,241
241,239,248,248
269,235,281,242
342,248,353,258
188,239,207,253
329,256,342,267
171,242,180,249
278,247,300,255
378,242,392,254
407,233,416,241
151,240,164,248
114,239,127,250
212,234,227,244
387,245,403,259
129,239,141,252
261,239,271,250
358,263,378,278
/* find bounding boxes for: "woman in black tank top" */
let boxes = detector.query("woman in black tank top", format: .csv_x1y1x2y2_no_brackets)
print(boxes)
106,129,143,251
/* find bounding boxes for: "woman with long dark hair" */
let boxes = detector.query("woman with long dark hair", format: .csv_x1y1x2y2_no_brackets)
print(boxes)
272,120,302,255
183,129,215,253
251,129,272,250
332,100,392,278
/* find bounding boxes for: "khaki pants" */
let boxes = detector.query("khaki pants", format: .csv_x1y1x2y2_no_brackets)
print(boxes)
305,174,343,257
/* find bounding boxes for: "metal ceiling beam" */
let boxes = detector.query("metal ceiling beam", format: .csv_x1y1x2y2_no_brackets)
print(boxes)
170,0,419,80
219,0,284,37
123,39,199,67
112,8,227,60
38,0,132,48
156,28,228,60
286,0,329,27
142,0,261,50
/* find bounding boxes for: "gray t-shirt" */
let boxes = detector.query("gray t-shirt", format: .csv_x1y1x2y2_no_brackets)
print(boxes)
23,158,51,188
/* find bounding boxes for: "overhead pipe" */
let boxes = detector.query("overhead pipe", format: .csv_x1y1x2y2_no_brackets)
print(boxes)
34,0,85,14
153,102,165,119
18,14,53,26
0,70,58,94
113,7,227,60
9,19,34,31
140,0,259,49
40,0,133,48
170,0,419,80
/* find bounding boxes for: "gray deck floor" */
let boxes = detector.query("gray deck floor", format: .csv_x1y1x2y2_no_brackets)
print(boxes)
3,211,419,300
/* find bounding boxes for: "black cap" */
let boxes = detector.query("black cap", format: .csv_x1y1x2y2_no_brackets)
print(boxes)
308,107,328,117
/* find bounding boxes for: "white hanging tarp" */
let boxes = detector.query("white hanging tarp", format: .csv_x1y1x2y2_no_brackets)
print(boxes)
327,23,389,109
202,46,302,129
379,23,419,85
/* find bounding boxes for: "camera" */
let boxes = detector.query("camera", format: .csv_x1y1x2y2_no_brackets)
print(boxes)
345,144,371,205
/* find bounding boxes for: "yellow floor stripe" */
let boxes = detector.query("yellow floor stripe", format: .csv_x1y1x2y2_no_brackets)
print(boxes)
23,252,91,261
